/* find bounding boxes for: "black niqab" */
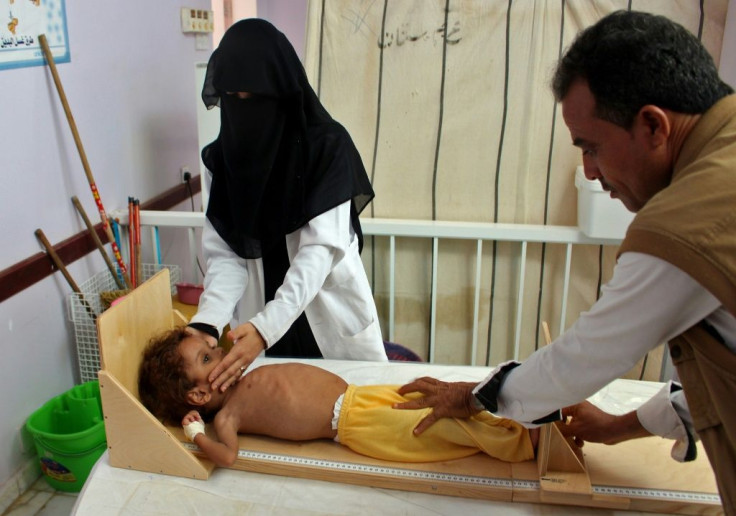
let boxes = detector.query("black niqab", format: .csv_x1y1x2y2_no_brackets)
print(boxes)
201,18,374,259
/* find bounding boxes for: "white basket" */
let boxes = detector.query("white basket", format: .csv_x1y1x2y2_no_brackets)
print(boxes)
68,264,181,382
575,166,634,239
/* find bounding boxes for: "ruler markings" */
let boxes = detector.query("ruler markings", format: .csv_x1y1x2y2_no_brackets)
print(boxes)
235,449,511,487
593,485,721,503
184,444,720,504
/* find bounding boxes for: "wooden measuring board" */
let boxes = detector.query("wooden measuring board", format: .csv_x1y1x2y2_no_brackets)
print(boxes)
536,421,598,502
97,269,215,479
177,427,722,514
177,429,518,502
96,271,723,514
512,436,722,513
533,323,604,506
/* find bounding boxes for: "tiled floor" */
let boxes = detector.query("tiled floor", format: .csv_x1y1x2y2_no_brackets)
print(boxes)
2,478,77,516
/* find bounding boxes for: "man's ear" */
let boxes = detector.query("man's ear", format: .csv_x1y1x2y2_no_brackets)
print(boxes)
186,385,211,406
637,105,670,146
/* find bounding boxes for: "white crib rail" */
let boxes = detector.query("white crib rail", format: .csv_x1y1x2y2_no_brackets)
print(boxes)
113,210,624,364
363,219,621,364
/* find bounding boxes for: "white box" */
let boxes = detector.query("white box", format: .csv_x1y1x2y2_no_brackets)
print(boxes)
575,166,634,239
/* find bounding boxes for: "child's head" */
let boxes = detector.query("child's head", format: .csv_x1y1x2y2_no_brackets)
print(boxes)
138,327,221,424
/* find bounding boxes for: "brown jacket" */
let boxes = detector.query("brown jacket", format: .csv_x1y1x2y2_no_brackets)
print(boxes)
619,95,736,514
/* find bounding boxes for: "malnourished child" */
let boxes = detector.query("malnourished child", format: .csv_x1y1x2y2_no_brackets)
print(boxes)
138,327,536,467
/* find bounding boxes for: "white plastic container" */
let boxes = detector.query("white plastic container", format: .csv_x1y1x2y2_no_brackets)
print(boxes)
575,166,634,239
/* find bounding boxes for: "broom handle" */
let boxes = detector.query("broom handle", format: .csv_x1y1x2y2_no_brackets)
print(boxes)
38,34,132,289
134,198,142,286
35,228,97,320
542,321,553,347
128,197,136,288
72,196,126,290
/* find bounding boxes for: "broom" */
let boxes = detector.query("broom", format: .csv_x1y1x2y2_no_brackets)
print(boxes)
71,196,129,309
35,228,97,320
38,34,132,290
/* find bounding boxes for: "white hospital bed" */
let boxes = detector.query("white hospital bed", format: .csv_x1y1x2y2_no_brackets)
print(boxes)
73,358,719,515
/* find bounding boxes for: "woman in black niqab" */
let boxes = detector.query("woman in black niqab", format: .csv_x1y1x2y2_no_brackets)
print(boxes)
188,19,384,390
201,18,373,258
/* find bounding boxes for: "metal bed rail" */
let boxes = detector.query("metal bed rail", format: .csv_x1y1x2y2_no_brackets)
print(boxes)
112,210,622,367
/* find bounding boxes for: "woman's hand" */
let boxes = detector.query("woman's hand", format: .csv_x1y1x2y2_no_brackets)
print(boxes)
393,377,481,435
208,322,267,392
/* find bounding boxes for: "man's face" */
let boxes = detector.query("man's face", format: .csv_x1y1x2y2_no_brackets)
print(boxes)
561,79,670,212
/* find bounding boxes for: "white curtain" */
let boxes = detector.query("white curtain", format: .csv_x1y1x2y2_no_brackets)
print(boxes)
303,0,728,375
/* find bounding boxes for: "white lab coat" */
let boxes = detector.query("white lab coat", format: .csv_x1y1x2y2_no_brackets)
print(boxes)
190,199,387,361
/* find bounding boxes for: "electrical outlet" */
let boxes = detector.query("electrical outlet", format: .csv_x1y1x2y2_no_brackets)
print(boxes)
180,166,191,184
195,33,210,51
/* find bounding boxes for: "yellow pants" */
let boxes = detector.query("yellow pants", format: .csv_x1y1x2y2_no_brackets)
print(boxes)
336,384,534,463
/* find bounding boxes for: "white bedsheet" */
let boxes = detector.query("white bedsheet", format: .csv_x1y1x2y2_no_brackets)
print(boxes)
72,358,662,515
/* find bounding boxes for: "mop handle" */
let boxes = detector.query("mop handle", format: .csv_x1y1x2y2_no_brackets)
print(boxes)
134,198,142,286
38,34,132,289
35,228,97,320
72,196,126,290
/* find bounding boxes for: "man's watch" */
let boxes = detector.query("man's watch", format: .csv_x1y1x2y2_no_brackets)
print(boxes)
471,394,486,411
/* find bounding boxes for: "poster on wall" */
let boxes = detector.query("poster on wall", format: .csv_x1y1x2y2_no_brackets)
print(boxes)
0,0,69,70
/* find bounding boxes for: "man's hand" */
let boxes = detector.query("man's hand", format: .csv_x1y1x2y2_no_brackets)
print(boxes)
393,377,481,435
209,322,266,392
560,401,651,447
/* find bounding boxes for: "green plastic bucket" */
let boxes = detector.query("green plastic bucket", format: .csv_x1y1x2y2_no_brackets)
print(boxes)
25,380,107,492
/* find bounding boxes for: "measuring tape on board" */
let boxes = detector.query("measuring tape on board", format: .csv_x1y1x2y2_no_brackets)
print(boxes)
183,443,722,505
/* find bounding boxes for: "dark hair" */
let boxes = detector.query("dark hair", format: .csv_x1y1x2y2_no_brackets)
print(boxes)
138,327,202,424
552,10,733,128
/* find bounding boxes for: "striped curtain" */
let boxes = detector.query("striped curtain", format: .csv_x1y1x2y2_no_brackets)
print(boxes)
303,0,727,375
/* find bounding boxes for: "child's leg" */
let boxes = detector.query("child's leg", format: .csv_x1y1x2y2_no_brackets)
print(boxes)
337,385,534,463
530,427,540,451
452,411,535,461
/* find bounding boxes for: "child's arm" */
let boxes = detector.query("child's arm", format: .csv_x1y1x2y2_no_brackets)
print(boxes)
182,410,239,467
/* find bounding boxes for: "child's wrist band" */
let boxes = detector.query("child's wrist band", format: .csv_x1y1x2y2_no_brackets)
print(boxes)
184,420,205,442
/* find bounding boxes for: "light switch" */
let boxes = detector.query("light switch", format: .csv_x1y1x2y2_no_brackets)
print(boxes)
195,33,210,50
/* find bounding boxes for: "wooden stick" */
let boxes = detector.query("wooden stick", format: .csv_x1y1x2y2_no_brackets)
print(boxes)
38,34,132,289
134,198,142,287
542,321,552,347
72,196,125,290
35,228,96,320
127,198,134,288
538,320,553,474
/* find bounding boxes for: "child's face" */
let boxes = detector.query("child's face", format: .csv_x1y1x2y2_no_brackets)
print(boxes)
178,334,225,387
